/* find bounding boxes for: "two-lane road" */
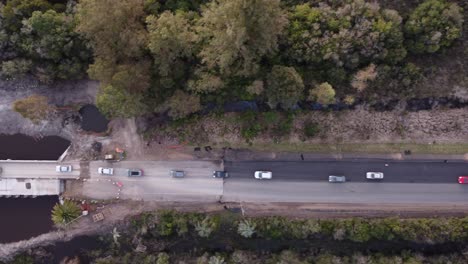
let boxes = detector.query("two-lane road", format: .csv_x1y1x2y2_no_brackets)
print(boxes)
224,160,467,183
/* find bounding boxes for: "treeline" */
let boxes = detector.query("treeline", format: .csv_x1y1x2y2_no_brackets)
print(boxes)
0,0,464,119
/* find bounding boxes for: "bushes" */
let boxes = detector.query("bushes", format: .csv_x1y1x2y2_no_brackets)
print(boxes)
238,111,294,142
13,94,55,123
303,122,320,138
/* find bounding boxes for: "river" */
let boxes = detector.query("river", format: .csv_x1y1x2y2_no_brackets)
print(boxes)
0,134,70,243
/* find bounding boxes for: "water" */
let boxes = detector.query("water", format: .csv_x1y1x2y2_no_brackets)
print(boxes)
79,104,109,133
0,134,70,243
0,134,70,160
0,196,57,243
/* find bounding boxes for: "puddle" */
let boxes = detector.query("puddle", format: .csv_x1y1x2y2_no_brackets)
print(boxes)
79,104,109,133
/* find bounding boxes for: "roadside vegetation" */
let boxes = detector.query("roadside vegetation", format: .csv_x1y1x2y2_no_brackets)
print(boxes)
5,210,468,263
51,200,81,227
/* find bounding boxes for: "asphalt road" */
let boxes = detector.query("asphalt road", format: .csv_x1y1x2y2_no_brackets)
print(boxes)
224,160,468,183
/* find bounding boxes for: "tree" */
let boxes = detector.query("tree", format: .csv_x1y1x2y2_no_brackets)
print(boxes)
309,82,336,105
76,0,147,62
51,200,81,226
287,1,406,69
2,0,51,32
19,10,90,80
238,219,256,238
96,85,148,118
1,59,32,78
156,252,170,264
166,90,201,119
197,0,287,77
13,95,55,123
188,70,224,93
351,64,378,92
265,65,304,109
146,11,196,89
404,0,463,54
110,62,152,93
208,256,226,264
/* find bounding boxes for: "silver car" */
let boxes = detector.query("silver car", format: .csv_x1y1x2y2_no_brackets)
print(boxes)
329,175,346,183
56,165,72,173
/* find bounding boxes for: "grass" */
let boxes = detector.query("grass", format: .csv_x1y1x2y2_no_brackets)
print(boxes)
226,142,468,155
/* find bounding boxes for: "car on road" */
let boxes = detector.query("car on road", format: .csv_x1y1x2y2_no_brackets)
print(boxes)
329,175,346,183
56,165,72,173
458,176,468,184
171,170,185,178
127,169,143,177
366,172,384,180
254,171,272,180
213,171,229,178
98,167,114,175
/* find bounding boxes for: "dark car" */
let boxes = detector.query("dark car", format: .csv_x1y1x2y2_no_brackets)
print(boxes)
171,170,185,178
213,171,229,178
127,169,143,177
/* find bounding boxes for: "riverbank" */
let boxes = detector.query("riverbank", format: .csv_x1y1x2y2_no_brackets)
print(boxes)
3,206,468,263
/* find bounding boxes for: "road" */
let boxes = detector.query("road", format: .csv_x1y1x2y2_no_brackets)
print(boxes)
81,160,223,201
224,160,467,182
71,159,468,204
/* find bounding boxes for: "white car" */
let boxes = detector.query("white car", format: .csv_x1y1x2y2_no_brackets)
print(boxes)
56,165,72,172
98,167,114,175
254,171,272,180
366,172,384,180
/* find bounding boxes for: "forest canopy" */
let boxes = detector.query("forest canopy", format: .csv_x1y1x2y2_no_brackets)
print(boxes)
0,0,464,118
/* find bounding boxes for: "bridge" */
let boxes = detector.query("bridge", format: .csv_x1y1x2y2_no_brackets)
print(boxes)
0,160,84,197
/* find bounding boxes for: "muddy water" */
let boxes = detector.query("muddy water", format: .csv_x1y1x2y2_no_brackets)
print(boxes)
0,196,57,243
0,134,70,160
0,134,70,243
79,104,109,133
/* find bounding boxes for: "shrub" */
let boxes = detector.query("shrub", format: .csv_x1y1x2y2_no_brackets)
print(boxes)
303,122,320,138
13,95,54,123
238,219,256,238
156,253,170,264
51,200,81,226
308,82,335,105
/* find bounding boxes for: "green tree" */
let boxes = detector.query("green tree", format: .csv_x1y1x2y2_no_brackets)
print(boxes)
76,0,147,61
2,0,51,32
1,59,32,78
197,0,287,77
265,65,304,109
404,0,463,54
146,11,196,89
287,1,406,69
20,10,90,80
156,252,170,264
96,85,148,118
166,90,202,120
51,200,81,226
309,82,336,105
